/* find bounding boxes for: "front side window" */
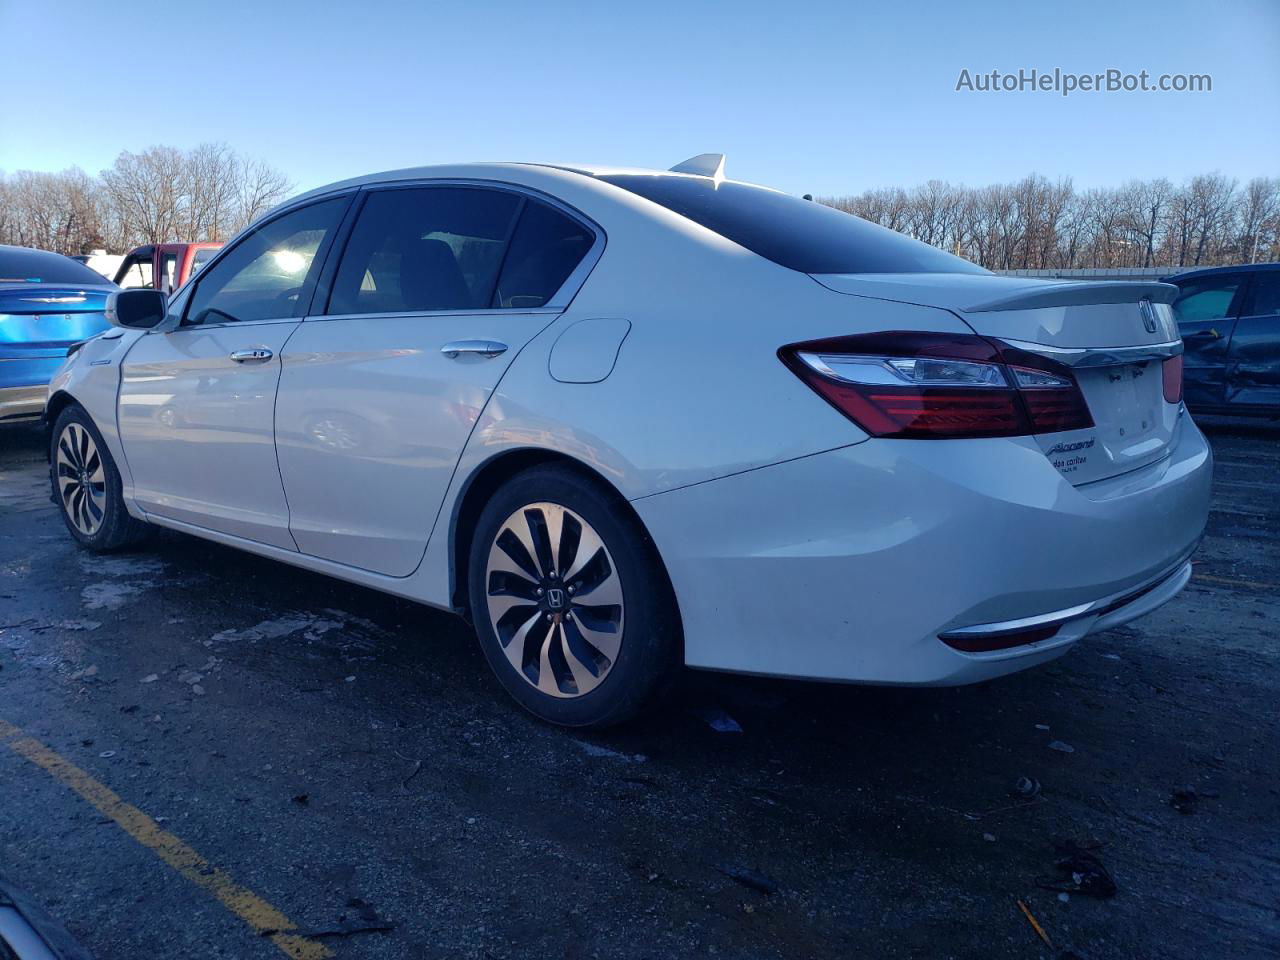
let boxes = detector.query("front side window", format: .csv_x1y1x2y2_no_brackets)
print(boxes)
185,197,347,325
328,187,522,315
1172,275,1245,324
115,256,154,289
595,174,987,275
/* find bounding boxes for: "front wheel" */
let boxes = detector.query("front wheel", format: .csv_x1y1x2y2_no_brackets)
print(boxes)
468,465,680,727
49,404,148,551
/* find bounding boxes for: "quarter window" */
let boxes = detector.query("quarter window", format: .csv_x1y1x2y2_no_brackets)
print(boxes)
1172,275,1245,324
328,188,522,315
185,197,347,325
493,200,594,308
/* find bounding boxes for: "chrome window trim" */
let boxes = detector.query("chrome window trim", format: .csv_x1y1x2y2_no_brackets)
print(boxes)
308,177,606,320
151,315,303,334
310,307,562,324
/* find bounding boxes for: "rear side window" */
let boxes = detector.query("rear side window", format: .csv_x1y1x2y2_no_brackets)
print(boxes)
1241,272,1280,317
595,175,987,275
1172,274,1246,323
493,200,594,308
0,247,107,285
328,187,522,315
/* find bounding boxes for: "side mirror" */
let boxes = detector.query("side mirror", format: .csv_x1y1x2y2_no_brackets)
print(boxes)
106,289,168,329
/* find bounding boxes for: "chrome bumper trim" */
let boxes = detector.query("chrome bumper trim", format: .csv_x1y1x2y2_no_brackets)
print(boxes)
0,385,47,422
939,550,1195,641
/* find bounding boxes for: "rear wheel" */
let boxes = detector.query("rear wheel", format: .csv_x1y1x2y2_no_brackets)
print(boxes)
50,404,148,551
468,464,680,727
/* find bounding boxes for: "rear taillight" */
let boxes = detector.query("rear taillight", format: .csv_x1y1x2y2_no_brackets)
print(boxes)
1162,354,1183,404
780,331,1094,440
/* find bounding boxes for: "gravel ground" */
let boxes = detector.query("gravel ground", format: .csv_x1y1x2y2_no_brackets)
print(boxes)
1,417,1277,960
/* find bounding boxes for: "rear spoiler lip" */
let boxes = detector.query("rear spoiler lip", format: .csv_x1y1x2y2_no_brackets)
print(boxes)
964,280,1179,313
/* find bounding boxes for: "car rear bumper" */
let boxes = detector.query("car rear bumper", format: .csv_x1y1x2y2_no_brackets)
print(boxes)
0,355,66,422
0,385,47,423
633,414,1212,685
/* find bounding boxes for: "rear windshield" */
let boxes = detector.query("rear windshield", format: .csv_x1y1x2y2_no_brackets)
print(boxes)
0,247,109,285
596,175,987,276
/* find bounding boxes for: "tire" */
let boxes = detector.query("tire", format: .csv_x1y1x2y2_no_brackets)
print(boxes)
49,403,149,551
468,464,681,727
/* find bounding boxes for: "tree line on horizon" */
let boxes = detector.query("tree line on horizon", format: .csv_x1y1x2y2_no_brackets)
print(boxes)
1,145,1277,270
821,173,1279,271
0,144,292,257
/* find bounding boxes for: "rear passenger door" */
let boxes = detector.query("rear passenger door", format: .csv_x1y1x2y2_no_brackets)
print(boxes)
1172,272,1248,410
1225,271,1280,410
275,183,599,576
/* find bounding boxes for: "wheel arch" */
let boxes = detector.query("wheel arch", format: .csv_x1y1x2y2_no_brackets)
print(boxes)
44,390,78,451
448,448,681,644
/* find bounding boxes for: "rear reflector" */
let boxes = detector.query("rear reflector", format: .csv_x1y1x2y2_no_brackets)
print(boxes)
781,331,1095,439
1162,354,1183,404
940,624,1061,653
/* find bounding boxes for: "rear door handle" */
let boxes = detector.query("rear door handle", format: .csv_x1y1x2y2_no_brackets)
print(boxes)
441,339,508,359
230,348,273,362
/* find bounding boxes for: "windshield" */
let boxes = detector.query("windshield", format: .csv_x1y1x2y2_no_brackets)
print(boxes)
0,247,111,285
596,174,988,276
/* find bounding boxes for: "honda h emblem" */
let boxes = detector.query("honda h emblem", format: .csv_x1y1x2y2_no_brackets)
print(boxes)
546,588,566,610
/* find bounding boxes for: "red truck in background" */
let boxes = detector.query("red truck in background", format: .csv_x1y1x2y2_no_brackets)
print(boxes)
112,242,223,293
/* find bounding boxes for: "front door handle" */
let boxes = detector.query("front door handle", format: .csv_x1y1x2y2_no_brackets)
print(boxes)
230,348,273,363
441,339,508,359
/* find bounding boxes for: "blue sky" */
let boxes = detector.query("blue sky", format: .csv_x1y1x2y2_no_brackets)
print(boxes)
1,0,1276,197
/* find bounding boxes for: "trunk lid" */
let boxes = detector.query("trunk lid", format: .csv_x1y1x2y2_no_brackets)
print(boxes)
0,286,113,356
811,273,1184,485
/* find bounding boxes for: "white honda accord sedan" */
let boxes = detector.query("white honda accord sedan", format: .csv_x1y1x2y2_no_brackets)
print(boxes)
47,154,1212,726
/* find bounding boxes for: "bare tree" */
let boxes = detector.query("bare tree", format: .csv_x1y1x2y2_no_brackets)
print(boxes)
1236,177,1280,263
235,157,292,231
822,171,1274,271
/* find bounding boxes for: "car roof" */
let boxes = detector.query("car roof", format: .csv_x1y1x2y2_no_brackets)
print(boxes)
280,160,784,213
285,162,601,206
1166,262,1280,282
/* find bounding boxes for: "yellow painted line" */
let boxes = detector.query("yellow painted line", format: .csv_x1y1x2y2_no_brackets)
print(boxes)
3,725,331,960
1192,572,1280,591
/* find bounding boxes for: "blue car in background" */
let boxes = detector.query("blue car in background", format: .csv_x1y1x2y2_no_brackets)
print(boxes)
1168,262,1280,418
0,245,116,424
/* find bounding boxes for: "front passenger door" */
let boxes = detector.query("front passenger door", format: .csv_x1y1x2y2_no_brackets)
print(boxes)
117,196,350,549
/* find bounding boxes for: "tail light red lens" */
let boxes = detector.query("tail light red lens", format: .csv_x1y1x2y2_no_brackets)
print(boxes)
1162,354,1184,404
780,331,1094,439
